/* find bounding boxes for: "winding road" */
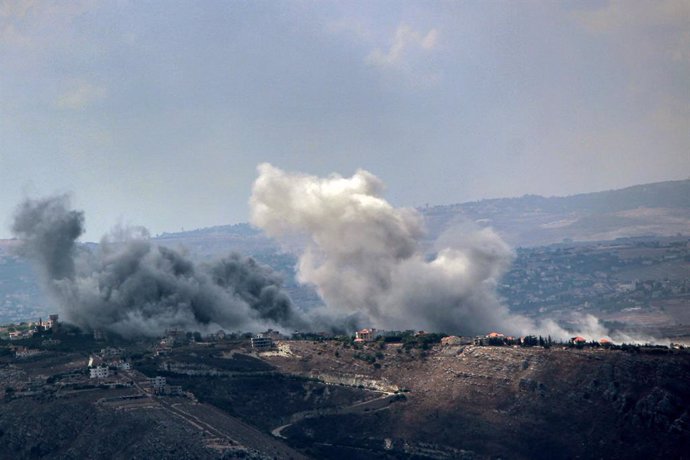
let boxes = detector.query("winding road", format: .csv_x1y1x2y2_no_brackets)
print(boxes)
271,391,402,439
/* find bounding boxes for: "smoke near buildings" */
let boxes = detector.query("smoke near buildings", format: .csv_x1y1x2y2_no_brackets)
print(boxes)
249,163,662,343
12,169,649,342
12,195,306,338
250,163,571,337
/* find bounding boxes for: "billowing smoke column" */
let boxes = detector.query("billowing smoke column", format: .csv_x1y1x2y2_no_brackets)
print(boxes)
12,195,305,338
251,164,523,335
251,163,580,338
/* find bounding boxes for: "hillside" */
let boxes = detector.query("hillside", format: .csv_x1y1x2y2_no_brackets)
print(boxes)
1,335,688,459
264,340,690,459
154,223,278,259
423,179,690,247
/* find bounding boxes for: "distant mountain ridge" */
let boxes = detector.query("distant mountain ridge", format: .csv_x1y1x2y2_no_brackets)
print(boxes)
468,179,690,212
153,179,690,249
423,179,690,247
153,223,276,259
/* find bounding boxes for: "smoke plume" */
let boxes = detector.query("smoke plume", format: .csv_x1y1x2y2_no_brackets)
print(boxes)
12,195,305,338
250,163,615,339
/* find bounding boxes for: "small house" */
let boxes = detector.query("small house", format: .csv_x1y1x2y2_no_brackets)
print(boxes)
355,328,376,342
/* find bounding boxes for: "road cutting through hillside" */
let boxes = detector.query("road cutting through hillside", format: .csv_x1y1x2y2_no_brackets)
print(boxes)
271,390,402,439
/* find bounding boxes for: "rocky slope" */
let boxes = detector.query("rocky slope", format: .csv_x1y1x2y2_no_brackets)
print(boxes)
263,341,690,459
1,337,689,459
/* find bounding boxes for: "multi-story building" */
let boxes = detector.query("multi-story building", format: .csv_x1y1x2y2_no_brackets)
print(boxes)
251,335,273,350
89,366,109,379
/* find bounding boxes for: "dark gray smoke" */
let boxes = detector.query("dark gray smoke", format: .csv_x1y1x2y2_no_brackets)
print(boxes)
11,195,84,281
12,195,305,338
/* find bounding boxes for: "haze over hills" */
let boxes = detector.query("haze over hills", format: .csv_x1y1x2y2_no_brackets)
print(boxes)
423,179,690,247
152,179,690,251
3,178,682,256
1,179,689,327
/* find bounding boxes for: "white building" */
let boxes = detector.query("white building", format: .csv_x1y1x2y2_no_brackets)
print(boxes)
149,376,167,392
89,366,109,379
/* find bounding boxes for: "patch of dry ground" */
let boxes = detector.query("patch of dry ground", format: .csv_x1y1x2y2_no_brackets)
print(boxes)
264,341,690,459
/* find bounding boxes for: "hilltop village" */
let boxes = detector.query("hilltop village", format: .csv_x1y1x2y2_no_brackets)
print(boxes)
2,314,685,366
1,316,685,402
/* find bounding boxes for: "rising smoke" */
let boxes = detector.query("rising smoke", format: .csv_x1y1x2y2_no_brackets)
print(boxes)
250,163,625,340
12,171,653,342
12,195,306,338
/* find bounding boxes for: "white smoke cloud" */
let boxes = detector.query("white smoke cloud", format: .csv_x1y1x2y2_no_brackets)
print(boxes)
250,163,669,344
251,164,567,337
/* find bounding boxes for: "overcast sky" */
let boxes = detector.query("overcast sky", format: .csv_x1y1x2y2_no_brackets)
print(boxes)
1,0,688,241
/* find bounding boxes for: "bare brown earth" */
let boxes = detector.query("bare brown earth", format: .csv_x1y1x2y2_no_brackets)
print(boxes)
1,340,689,459
263,341,690,460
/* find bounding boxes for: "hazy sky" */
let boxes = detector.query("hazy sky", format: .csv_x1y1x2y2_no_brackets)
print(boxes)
2,0,688,241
